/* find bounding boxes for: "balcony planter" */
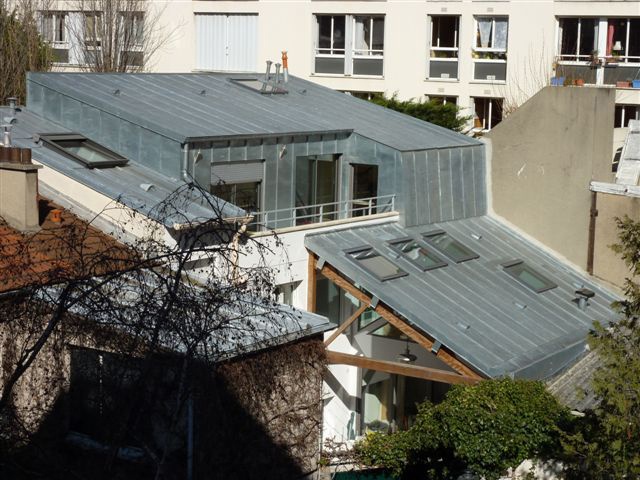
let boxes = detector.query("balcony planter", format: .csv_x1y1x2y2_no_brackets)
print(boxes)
616,81,631,88
632,80,640,89
574,78,585,87
550,76,564,86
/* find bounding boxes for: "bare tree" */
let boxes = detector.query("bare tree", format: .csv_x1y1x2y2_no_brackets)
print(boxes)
40,0,177,72
0,184,324,479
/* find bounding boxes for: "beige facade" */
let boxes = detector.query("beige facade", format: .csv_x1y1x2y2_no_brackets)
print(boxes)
39,1,640,130
488,85,639,289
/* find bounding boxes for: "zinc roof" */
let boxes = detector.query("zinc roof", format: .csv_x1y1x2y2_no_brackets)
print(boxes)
305,216,619,380
1,107,245,227
27,72,480,151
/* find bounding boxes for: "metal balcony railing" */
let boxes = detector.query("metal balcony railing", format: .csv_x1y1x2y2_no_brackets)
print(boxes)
249,194,396,231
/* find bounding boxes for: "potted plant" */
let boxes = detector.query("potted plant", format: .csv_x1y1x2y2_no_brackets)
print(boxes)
616,80,631,88
575,78,585,86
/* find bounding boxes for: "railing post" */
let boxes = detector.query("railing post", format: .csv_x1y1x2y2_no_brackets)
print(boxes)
292,207,297,227
319,204,324,223
368,198,373,216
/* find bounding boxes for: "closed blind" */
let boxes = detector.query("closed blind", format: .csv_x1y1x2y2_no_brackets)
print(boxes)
212,161,264,184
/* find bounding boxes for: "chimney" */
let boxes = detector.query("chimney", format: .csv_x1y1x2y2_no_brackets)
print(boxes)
281,51,289,83
574,288,595,311
0,147,42,232
274,63,282,84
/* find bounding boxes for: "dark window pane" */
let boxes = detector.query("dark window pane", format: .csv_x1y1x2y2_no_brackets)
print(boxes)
318,16,332,50
372,17,384,51
433,16,458,48
629,19,640,57
579,18,598,57
560,18,578,56
333,16,345,50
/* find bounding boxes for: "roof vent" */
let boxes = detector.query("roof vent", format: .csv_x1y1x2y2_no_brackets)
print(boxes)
471,233,482,240
113,89,120,96
200,89,206,96
575,288,595,311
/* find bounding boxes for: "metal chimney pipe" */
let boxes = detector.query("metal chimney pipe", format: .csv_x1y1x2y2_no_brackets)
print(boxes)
274,63,282,84
2,125,11,147
7,97,17,114
264,60,273,82
282,51,289,83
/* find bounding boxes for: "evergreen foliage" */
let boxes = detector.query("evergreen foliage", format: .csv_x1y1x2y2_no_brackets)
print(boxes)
562,215,640,479
368,93,469,132
356,378,568,479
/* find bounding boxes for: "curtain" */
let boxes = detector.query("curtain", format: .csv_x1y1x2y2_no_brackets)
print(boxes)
354,17,367,54
494,19,508,50
607,22,615,56
478,18,492,48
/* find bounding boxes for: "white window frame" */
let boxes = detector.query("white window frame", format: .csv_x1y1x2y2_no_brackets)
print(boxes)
429,15,459,58
40,11,67,46
426,95,457,105
556,17,599,64
120,11,144,49
472,97,503,131
615,104,640,128
473,16,508,54
606,18,640,64
314,14,385,78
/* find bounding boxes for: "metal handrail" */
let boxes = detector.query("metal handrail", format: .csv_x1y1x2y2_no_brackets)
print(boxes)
250,194,396,231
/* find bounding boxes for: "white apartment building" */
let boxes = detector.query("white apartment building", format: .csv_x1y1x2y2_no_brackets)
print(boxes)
38,1,640,133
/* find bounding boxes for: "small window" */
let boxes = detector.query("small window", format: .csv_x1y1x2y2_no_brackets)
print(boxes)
370,322,411,341
422,230,479,263
358,307,381,330
502,260,557,293
39,134,128,168
230,78,288,94
389,238,447,271
346,246,407,281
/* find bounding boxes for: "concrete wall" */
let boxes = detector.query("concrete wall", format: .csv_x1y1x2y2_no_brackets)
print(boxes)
487,85,637,288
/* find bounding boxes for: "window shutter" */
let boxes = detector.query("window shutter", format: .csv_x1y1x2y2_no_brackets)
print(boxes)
211,161,264,185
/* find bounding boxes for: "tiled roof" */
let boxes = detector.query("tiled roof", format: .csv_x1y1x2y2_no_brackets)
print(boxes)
0,197,132,294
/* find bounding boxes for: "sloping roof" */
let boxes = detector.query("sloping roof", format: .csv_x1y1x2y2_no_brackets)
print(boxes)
0,197,132,294
27,72,479,152
615,119,640,186
305,216,619,380
1,107,245,226
547,349,601,411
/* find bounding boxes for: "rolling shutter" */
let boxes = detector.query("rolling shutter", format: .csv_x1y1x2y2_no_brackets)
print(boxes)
211,161,264,185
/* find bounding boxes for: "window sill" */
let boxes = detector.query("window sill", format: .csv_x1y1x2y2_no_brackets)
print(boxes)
425,77,459,82
311,73,385,80
470,80,507,85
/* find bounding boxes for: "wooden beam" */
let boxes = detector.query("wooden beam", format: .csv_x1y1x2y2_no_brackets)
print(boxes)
326,351,480,385
307,251,317,313
319,263,483,380
324,302,370,346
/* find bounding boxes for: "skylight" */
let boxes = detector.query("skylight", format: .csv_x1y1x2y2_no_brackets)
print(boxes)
502,260,557,293
40,134,128,168
230,78,288,94
389,237,447,271
346,246,407,281
422,230,479,263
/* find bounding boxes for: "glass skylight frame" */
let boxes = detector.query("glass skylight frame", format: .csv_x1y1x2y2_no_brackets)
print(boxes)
345,246,408,282
388,237,448,272
39,133,129,168
422,229,479,263
501,259,557,294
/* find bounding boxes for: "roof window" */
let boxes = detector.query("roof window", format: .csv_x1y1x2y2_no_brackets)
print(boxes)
389,237,447,271
422,230,479,263
230,78,288,94
502,259,557,293
40,134,128,168
346,246,407,281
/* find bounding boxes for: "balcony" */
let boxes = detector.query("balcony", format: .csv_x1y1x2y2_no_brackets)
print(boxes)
249,194,397,231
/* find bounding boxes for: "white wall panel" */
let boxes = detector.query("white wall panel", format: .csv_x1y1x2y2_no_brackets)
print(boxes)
196,13,257,72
